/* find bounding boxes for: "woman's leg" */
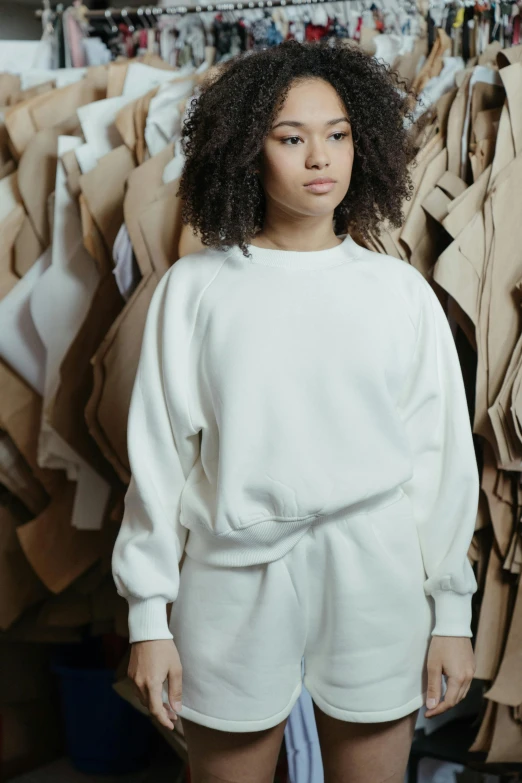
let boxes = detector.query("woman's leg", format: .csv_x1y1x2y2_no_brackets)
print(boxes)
313,703,418,783
182,716,288,783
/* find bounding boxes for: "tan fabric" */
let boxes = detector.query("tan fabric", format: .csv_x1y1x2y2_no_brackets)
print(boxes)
470,136,497,180
135,89,159,164
85,176,183,480
497,43,522,68
475,546,510,681
490,102,516,185
472,106,501,148
474,194,496,447
17,128,59,248
19,81,55,102
78,145,136,266
391,34,428,87
85,273,158,482
107,62,130,98
469,698,497,752
447,296,476,351
0,430,48,515
480,443,514,557
0,73,21,107
78,193,106,272
61,147,82,199
5,76,105,159
498,63,522,157
421,186,451,223
447,70,473,176
437,169,467,199
478,41,503,67
47,149,134,474
400,146,447,276
0,504,47,631
0,360,60,496
429,174,489,316
442,163,491,238
411,27,451,94
16,478,102,593
0,118,15,177
49,269,124,476
485,703,522,762
0,204,25,301
123,142,174,275
484,156,522,432
13,214,45,277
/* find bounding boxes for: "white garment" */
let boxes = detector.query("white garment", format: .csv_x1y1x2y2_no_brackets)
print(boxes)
111,235,479,643
165,489,434,730
20,68,87,91
0,40,53,73
411,56,465,124
83,37,112,66
113,223,141,301
144,76,196,158
121,62,184,100
75,96,134,174
30,135,110,531
0,248,50,395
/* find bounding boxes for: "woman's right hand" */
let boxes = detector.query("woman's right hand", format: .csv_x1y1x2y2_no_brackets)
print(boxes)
128,639,183,730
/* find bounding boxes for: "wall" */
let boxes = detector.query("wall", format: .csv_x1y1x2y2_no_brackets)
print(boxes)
0,2,42,40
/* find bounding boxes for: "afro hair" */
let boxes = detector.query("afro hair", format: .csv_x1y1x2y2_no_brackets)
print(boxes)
178,38,417,258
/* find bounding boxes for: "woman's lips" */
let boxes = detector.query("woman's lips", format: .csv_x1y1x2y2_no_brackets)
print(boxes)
304,181,336,194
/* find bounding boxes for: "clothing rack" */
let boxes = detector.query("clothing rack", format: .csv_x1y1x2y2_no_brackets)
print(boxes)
36,0,350,18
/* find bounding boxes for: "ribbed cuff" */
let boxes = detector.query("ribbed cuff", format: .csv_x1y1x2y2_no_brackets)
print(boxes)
127,596,173,643
430,590,473,638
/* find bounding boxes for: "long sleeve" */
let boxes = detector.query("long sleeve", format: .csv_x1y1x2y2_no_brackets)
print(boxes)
111,267,200,644
398,275,479,638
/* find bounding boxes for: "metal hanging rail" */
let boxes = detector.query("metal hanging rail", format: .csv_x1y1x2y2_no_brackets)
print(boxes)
36,0,345,17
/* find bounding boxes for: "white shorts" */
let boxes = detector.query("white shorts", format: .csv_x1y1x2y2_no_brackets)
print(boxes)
166,489,434,732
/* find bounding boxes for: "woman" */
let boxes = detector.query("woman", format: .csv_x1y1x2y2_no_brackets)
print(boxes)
112,38,478,783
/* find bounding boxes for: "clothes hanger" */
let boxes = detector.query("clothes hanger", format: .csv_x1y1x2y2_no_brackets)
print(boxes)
121,7,136,32
104,8,119,34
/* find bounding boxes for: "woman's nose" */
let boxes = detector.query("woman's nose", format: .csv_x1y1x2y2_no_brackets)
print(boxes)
306,141,330,169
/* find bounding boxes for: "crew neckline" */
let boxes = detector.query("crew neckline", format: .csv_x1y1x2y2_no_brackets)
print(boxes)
228,233,363,270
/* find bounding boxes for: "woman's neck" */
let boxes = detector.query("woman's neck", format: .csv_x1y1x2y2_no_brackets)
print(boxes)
251,223,342,253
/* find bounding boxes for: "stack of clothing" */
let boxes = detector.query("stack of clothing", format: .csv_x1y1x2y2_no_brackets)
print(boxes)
369,38,522,766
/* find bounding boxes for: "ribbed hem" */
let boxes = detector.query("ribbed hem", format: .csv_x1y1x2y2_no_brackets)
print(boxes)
127,596,173,643
430,590,473,638
185,486,404,567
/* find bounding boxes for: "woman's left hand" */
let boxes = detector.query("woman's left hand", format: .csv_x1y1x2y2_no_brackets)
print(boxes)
424,636,476,718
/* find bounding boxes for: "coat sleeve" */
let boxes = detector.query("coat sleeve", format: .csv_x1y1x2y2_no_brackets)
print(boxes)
111,267,200,643
398,275,479,638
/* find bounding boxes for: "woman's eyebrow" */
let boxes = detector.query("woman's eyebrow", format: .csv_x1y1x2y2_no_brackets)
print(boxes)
271,117,351,130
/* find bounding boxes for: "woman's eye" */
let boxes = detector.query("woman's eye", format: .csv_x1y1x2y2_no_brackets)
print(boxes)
281,132,348,145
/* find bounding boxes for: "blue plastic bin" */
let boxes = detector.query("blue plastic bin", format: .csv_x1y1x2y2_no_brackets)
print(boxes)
51,643,155,775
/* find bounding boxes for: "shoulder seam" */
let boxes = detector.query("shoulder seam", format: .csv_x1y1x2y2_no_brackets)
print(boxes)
184,252,231,431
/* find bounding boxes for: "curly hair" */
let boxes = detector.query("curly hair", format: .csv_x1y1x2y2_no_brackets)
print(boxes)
178,38,417,259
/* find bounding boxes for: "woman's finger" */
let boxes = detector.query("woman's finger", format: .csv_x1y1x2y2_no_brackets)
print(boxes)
425,662,442,713
425,676,460,717
147,681,175,730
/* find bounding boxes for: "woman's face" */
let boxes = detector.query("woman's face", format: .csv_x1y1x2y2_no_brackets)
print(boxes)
258,78,354,221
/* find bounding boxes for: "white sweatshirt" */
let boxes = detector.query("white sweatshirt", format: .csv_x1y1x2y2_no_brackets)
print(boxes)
111,233,479,644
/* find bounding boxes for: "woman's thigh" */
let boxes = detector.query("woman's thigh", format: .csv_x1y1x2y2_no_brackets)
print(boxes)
182,716,288,783
313,703,418,783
